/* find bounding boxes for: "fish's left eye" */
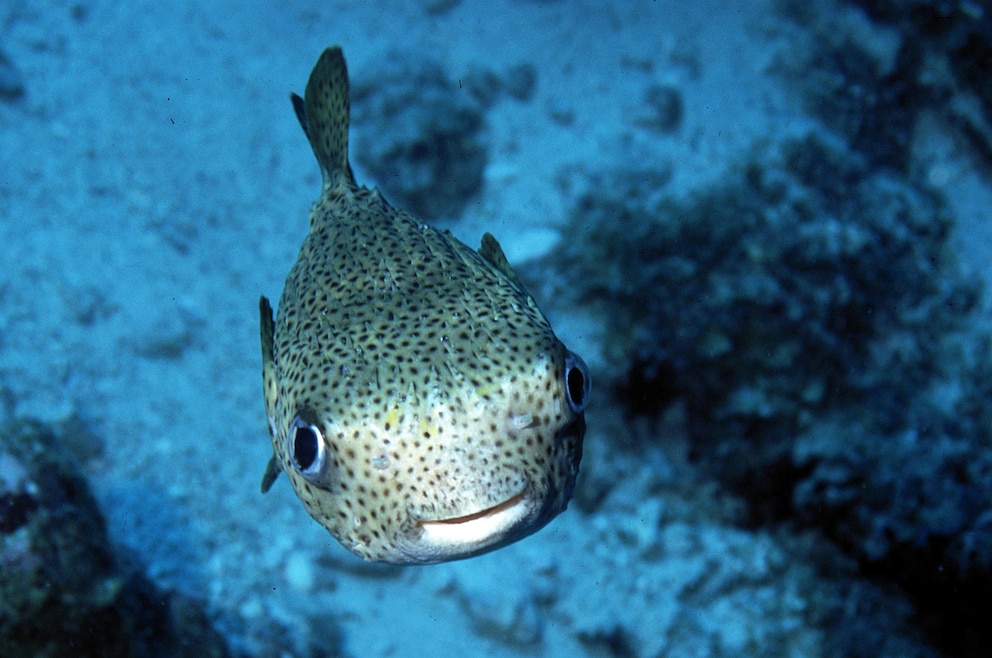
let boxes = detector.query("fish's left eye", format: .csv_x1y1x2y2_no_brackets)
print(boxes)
564,351,590,414
290,414,325,478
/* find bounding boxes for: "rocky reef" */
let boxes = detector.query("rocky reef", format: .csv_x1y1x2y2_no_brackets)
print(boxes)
0,419,231,658
549,36,991,655
838,0,992,165
349,52,538,221
350,54,489,220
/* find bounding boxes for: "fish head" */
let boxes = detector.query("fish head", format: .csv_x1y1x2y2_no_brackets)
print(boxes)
264,291,589,565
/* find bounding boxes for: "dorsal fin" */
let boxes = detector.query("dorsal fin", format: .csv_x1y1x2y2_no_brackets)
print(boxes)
479,232,526,293
294,46,355,188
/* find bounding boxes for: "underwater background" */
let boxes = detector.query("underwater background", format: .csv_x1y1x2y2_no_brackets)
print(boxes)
2,0,991,656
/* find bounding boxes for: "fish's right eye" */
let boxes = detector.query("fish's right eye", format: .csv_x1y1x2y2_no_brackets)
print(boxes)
564,351,590,414
290,415,325,478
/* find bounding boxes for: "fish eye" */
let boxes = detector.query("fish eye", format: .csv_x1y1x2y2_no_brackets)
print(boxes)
289,414,325,478
564,351,590,414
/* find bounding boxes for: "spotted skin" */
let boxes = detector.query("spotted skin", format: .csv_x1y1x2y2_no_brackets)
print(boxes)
260,47,588,564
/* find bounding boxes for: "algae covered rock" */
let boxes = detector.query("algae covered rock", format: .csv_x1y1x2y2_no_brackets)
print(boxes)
0,419,230,658
778,0,992,167
553,126,991,654
558,129,974,447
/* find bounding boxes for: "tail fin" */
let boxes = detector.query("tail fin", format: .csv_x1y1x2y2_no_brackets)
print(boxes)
294,47,354,187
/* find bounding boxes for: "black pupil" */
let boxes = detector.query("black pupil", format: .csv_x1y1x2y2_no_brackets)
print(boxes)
567,365,586,408
294,425,319,470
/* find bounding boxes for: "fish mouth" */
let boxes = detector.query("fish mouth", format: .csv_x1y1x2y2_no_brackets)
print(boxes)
407,491,534,561
422,491,528,527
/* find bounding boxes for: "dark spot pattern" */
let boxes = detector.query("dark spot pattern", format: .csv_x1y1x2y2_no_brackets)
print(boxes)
260,47,586,564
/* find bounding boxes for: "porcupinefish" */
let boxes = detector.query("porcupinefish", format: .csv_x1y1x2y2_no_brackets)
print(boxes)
259,47,589,565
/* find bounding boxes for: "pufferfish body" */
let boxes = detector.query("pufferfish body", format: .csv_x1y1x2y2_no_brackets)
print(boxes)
259,47,589,565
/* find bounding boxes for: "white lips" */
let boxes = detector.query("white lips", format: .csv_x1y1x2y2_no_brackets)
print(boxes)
408,492,533,561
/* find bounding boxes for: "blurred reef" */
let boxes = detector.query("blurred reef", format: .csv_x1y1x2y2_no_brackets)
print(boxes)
777,0,992,168
350,54,489,220
350,52,538,220
847,0,992,164
0,420,231,658
548,3,992,656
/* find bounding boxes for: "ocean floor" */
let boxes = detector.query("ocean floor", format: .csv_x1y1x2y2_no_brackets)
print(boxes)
2,1,991,656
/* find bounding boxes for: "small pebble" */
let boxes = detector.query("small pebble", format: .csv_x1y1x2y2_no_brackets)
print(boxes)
285,552,314,593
